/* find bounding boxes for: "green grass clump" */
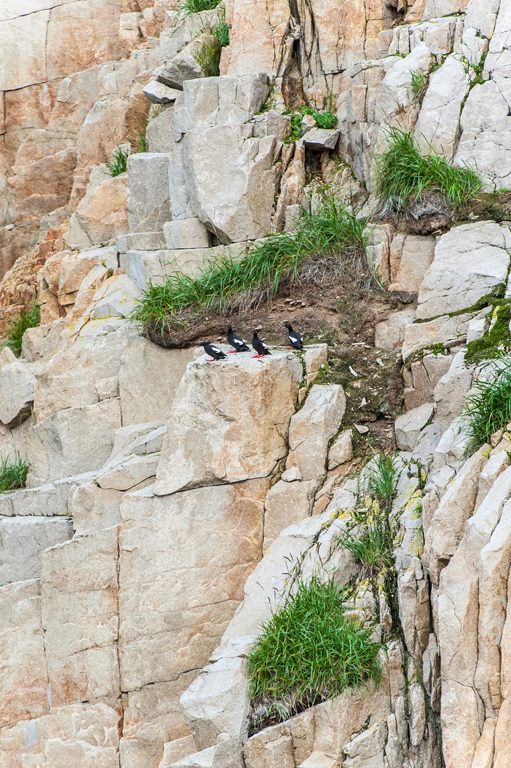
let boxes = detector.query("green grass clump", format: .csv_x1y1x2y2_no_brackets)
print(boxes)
106,145,130,177
288,106,338,140
375,126,482,212
0,450,29,491
409,69,428,103
132,197,367,326
464,356,511,452
4,303,40,356
213,16,230,47
246,574,382,725
194,35,222,77
180,0,221,14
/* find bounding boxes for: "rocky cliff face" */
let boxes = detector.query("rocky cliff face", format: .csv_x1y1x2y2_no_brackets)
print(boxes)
1,0,511,767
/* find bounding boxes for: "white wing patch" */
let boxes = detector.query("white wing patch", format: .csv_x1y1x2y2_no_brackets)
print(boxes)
211,346,221,353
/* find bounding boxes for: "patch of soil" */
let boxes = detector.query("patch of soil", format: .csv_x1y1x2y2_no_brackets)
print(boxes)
145,274,405,453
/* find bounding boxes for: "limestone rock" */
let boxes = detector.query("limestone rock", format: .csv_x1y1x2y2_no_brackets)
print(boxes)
41,527,120,707
0,580,47,728
164,218,209,249
27,399,122,487
328,429,353,470
126,153,171,233
22,319,65,363
119,337,196,426
155,351,302,496
303,129,339,152
402,311,475,361
405,352,453,411
286,384,346,481
157,34,220,90
416,222,511,320
70,484,123,537
96,453,159,492
109,420,167,463
143,79,181,104
389,234,435,293
0,517,73,583
434,351,474,434
118,479,269,692
375,308,416,352
0,357,40,429
89,273,141,320
159,736,197,768
263,478,319,550
394,403,434,452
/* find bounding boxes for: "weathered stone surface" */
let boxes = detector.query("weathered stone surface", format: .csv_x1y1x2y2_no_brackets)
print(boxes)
422,0,469,19
251,111,291,139
22,318,65,362
0,702,121,767
157,34,219,90
70,484,123,537
119,479,268,692
155,351,302,496
64,165,128,250
143,79,181,104
303,129,339,152
109,420,166,462
263,478,318,551
476,449,509,509
424,445,487,586
126,153,171,233
119,337,195,426
89,273,140,320
389,234,435,293
415,55,469,159
34,327,129,422
405,352,453,411
375,308,416,351
434,351,474,434
328,429,353,470
394,403,434,452
416,223,511,321
286,384,346,481
164,218,209,249
168,739,242,767
0,357,40,429
0,580,47,727
96,453,159,491
0,517,73,583
27,399,122,486
160,736,197,768
402,312,475,361
41,527,120,707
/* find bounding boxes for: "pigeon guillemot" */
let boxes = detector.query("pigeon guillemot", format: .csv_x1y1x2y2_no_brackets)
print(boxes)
284,322,303,350
252,331,271,358
227,325,250,353
198,342,227,361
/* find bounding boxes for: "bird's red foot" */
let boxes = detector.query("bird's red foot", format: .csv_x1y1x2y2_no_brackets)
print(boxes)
228,350,237,353
286,346,292,349
252,354,263,358
206,359,215,362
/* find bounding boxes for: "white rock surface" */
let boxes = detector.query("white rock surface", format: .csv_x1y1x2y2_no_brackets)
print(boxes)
0,516,73,583
395,403,434,452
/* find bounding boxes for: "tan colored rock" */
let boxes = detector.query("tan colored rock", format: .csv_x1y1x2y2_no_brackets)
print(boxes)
375,308,416,352
286,384,346,481
65,165,128,250
0,357,40,429
41,527,120,708
476,449,508,509
0,580,47,728
27,399,122,486
0,702,121,767
96,453,158,491
441,680,481,768
70,484,123,537
471,718,495,768
402,312,475,361
494,699,511,768
119,479,269,691
434,351,474,434
424,445,488,586
226,0,291,76
34,327,129,422
119,337,196,426
89,273,140,320
0,517,73,584
0,10,49,91
159,736,197,768
389,234,435,293
263,478,318,551
416,223,511,321
22,319,65,362
155,351,302,496
405,352,452,411
394,403,434,452
328,429,353,470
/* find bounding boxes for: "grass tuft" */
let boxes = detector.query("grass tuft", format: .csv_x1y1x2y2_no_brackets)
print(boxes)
194,35,222,77
0,450,29,491
287,106,338,140
246,574,383,728
409,69,428,103
375,126,482,213
213,16,230,47
132,197,367,327
106,145,130,177
4,303,40,356
180,0,221,14
464,356,511,452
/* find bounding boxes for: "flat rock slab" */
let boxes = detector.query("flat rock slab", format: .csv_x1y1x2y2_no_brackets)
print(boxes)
154,351,302,496
0,516,73,583
416,222,511,320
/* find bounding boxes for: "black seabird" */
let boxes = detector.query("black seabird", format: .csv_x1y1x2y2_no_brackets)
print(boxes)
252,331,271,358
284,322,303,350
198,342,227,361
227,325,250,353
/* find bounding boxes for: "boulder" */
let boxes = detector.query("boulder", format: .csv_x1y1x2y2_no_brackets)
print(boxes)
415,55,470,159
375,308,416,352
22,319,65,362
303,129,340,152
27,399,122,487
143,79,181,104
96,453,159,492
41,527,120,708
109,420,167,463
263,478,319,550
395,403,434,452
0,517,73,583
433,351,474,434
286,384,346,481
157,34,220,90
126,153,171,233
405,352,453,411
163,218,209,249
401,311,475,360
118,479,269,692
119,337,196,426
88,273,141,320
0,580,47,727
0,357,40,429
389,234,435,293
328,429,353,470
422,0,470,19
154,351,302,496
416,223,511,320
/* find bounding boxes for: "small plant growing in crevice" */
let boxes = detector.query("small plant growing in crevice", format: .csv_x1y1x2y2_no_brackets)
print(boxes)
465,301,511,364
194,35,222,77
213,15,229,47
4,302,40,356
463,356,511,453
409,68,428,104
287,106,338,141
106,145,130,177
180,0,222,14
0,450,29,491
375,126,482,213
246,574,383,731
